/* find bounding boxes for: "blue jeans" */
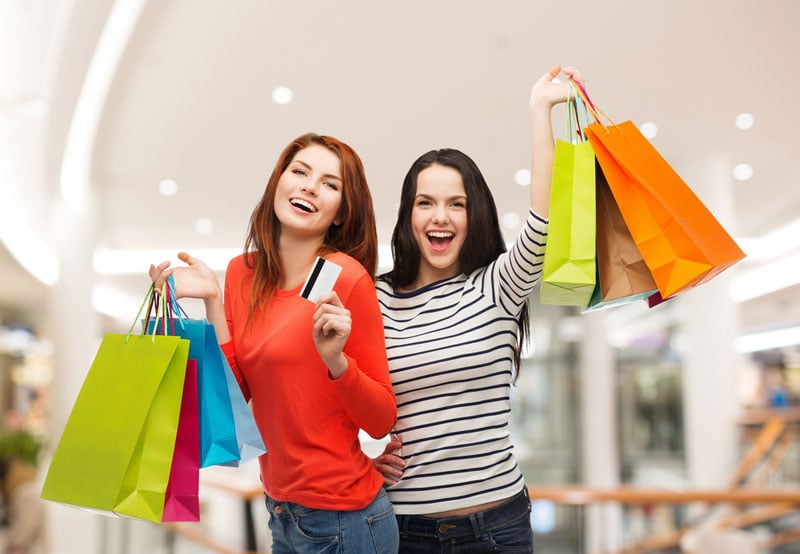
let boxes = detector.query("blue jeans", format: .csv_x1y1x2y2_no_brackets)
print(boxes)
395,488,533,553
265,488,399,553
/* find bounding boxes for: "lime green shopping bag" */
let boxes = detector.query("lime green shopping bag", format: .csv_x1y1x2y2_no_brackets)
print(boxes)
41,285,190,523
539,91,597,306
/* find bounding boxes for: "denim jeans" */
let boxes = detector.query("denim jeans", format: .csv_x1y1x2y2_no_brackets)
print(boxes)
395,488,533,553
265,488,399,553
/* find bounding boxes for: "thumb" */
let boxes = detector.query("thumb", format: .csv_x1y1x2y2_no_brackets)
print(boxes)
177,251,194,265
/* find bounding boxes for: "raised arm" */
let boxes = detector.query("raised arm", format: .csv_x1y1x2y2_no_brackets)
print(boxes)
529,65,585,217
149,251,230,344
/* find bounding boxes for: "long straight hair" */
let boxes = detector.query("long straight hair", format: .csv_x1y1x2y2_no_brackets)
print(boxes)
381,148,530,380
243,133,377,320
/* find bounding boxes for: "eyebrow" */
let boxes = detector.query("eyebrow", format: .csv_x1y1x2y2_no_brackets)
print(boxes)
415,193,467,201
292,159,342,182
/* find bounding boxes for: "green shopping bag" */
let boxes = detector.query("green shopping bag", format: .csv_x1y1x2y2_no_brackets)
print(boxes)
540,90,597,306
41,285,190,523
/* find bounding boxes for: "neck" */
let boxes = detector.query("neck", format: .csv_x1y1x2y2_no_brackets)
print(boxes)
404,266,458,292
279,234,325,290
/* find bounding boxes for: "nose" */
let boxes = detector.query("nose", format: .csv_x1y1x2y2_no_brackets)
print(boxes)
301,179,319,195
432,205,449,224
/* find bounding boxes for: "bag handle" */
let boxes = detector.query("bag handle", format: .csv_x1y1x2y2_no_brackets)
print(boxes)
568,77,616,127
156,281,177,336
565,85,576,142
126,283,168,343
165,274,189,330
567,82,596,142
565,83,596,143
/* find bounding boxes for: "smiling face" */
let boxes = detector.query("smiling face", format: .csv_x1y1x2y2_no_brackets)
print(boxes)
409,163,468,287
274,144,343,241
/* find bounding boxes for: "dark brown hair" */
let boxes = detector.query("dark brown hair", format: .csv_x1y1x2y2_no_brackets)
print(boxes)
381,148,530,379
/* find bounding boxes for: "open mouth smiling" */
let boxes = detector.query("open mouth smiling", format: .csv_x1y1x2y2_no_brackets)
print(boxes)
290,198,318,213
427,230,454,249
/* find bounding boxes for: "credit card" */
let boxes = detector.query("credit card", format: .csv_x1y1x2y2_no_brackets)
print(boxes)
299,256,342,302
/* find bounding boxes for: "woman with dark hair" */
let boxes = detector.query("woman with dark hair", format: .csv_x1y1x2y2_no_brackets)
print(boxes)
374,66,583,552
150,132,398,553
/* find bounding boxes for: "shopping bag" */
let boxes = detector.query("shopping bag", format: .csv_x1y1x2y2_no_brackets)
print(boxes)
147,315,239,467
217,349,267,467
571,79,746,298
41,285,189,523
540,93,597,306
161,359,200,522
583,159,658,312
162,277,265,466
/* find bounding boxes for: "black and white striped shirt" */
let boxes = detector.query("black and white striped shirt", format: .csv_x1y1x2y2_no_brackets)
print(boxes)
376,210,548,515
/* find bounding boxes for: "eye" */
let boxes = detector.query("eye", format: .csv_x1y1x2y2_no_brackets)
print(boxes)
415,198,432,207
451,200,466,209
323,181,339,191
292,169,307,177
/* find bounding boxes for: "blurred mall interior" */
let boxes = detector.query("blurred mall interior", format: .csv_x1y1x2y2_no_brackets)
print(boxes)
1,1,799,553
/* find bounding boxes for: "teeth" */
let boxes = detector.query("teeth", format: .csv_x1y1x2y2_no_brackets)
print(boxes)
290,198,317,213
428,231,453,238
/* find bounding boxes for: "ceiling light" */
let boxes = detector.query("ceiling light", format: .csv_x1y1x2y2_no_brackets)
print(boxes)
730,251,800,302
732,163,753,181
92,285,139,320
639,122,658,139
93,248,240,273
271,86,293,105
734,326,800,353
195,218,213,235
737,218,800,261
502,212,520,229
60,0,148,205
735,112,755,130
514,169,530,186
0,213,59,285
159,178,178,196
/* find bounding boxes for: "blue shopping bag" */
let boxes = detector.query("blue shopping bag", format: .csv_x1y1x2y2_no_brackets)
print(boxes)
159,276,265,466
147,294,239,468
217,348,267,467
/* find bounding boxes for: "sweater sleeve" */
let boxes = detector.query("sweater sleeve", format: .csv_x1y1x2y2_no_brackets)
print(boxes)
330,273,397,438
478,209,548,316
221,257,252,402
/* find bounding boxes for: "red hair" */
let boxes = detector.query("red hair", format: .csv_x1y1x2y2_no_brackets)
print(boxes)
243,133,378,318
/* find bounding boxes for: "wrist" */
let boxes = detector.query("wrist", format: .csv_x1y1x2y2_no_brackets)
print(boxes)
327,355,348,380
529,97,556,114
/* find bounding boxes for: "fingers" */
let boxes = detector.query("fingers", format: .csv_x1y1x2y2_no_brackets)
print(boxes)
315,290,343,308
562,66,585,86
149,261,173,289
177,251,194,265
382,438,402,455
313,293,351,338
373,454,405,485
545,64,562,81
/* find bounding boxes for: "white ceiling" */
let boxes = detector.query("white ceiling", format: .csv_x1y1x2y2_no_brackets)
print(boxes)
2,0,800,337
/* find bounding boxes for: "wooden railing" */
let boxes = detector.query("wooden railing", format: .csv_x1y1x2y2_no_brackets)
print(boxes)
527,486,800,553
164,410,799,553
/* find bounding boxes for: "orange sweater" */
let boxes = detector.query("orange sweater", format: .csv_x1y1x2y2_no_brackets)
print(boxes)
220,251,396,510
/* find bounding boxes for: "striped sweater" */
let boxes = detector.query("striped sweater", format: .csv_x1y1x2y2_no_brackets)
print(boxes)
376,210,548,515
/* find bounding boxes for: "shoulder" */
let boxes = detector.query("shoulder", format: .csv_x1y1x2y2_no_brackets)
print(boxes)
326,251,375,294
225,252,251,276
327,251,370,281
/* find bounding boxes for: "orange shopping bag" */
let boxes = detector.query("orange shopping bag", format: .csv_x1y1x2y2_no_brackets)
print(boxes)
573,80,746,299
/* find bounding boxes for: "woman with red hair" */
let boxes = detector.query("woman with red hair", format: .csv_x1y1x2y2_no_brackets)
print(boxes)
151,132,398,553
